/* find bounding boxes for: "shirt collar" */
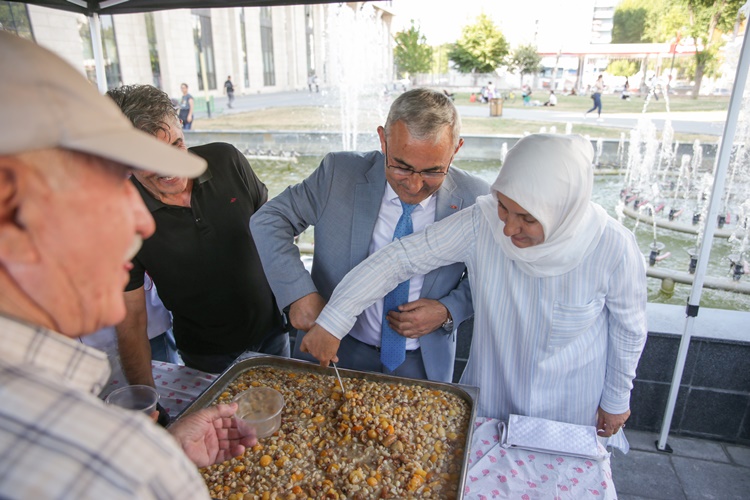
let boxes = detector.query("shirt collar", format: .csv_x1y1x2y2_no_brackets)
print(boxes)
384,182,434,209
0,314,111,395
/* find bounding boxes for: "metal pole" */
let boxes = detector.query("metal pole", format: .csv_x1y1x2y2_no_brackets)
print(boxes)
89,13,107,94
657,19,750,452
199,50,211,118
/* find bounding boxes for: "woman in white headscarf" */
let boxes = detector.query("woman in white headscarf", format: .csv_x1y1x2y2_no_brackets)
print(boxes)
305,134,648,436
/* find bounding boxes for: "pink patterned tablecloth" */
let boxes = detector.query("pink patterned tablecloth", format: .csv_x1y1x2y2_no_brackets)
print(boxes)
464,417,617,499
99,361,217,417
101,363,617,499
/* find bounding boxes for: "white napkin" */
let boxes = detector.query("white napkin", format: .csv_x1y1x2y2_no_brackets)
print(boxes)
499,414,609,461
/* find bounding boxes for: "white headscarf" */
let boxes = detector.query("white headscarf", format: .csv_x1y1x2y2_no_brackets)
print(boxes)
477,134,610,277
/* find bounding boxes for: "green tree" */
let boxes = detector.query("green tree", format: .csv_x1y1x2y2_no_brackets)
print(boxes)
646,0,744,98
432,43,451,75
448,13,509,84
393,20,433,83
612,0,657,43
607,59,640,76
643,0,686,42
508,44,542,84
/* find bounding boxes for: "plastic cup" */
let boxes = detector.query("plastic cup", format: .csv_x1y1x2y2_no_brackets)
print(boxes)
233,387,284,438
105,385,159,415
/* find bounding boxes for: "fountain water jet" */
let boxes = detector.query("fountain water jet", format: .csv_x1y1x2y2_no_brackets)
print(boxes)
618,79,750,293
325,3,390,151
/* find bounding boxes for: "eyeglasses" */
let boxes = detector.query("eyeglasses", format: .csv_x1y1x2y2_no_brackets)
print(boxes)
384,141,450,180
387,165,448,180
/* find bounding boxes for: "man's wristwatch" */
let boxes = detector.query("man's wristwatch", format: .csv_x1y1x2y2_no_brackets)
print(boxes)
441,311,454,332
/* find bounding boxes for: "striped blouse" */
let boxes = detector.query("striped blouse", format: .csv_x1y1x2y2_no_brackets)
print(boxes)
317,204,648,425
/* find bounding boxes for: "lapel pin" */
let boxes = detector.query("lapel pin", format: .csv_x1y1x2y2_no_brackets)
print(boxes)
450,205,458,209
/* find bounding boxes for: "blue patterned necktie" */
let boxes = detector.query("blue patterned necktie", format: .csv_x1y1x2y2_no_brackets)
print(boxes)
380,201,418,371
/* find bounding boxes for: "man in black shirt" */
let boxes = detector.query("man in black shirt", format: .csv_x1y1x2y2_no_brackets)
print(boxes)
106,85,287,387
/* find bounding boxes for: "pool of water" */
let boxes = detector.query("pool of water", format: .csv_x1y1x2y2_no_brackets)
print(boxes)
252,155,749,311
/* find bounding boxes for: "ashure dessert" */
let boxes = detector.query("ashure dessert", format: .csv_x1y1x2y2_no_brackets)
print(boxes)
200,366,471,499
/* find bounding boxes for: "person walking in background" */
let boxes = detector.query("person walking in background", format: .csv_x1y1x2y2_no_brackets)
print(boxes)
178,83,194,129
224,76,235,109
308,73,319,93
584,74,604,121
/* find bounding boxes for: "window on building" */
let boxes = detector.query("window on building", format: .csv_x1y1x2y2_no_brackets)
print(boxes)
145,13,162,89
0,1,33,40
240,9,250,87
77,14,122,89
192,10,217,90
100,15,121,87
260,6,275,87
305,5,315,78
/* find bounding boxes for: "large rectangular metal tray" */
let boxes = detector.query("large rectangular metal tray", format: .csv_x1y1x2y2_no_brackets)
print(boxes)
177,352,479,499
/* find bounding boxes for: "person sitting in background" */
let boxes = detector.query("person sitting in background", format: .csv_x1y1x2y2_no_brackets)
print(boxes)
522,84,532,106
621,77,631,100
300,134,647,437
0,32,254,499
543,90,557,106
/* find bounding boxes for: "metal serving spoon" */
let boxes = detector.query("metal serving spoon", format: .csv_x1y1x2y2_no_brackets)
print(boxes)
331,362,346,393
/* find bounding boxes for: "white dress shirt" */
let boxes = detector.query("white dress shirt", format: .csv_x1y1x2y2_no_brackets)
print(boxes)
82,275,171,350
347,182,436,350
316,205,647,425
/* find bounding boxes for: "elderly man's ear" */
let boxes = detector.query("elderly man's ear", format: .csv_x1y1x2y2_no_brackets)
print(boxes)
0,160,40,265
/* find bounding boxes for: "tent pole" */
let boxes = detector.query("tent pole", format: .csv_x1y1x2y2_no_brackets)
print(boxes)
656,19,750,452
89,12,107,93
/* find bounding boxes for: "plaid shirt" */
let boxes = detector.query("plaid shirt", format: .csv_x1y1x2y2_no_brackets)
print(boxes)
0,315,210,499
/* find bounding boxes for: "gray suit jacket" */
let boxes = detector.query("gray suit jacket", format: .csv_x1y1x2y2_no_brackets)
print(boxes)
250,150,490,382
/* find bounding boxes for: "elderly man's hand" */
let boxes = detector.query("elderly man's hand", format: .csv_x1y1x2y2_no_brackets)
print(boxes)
289,293,326,332
387,299,450,338
299,325,340,367
168,403,256,468
596,406,630,438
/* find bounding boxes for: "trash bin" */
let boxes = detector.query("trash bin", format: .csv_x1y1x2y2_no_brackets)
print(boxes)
490,98,503,117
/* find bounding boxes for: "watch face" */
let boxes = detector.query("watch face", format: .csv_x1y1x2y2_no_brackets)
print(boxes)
442,319,454,331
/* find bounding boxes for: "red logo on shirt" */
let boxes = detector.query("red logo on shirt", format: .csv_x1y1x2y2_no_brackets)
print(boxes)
230,197,237,203
450,204,458,209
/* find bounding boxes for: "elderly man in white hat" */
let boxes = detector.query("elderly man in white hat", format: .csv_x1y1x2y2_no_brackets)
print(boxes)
0,32,254,499
302,133,648,439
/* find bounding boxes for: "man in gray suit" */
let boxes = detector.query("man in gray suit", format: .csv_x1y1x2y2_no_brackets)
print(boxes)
251,88,489,382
